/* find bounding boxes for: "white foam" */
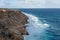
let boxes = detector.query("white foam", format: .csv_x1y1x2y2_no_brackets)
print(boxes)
43,23,49,27
22,12,49,28
22,12,50,40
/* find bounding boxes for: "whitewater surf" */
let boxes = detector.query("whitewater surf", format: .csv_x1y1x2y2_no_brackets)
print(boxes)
22,12,50,40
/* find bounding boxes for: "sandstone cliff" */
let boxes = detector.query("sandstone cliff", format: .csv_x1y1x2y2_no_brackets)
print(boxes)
0,9,28,40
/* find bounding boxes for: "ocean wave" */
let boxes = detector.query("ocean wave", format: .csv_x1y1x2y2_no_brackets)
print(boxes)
22,12,50,40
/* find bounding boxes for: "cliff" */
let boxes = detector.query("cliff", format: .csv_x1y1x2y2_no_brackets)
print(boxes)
0,9,28,40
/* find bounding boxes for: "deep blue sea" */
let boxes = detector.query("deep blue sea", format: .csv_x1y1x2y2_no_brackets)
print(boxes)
19,9,60,40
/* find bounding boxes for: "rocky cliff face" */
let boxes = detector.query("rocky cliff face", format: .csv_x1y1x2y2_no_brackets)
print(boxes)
0,9,28,40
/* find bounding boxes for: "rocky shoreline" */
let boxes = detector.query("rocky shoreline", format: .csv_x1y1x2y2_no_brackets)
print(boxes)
0,9,28,40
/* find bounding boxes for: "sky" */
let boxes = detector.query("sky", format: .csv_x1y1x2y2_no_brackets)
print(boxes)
0,0,60,8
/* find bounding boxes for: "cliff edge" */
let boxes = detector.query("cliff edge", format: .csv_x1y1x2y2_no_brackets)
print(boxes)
0,9,28,40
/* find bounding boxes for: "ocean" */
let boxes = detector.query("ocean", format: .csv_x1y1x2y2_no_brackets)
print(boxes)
20,9,60,40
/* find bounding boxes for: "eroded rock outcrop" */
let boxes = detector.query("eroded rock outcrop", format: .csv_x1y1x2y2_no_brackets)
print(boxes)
0,9,28,40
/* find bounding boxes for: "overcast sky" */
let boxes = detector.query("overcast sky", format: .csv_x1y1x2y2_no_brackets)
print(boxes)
0,0,60,8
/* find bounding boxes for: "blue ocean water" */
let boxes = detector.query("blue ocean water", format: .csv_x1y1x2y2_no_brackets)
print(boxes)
20,9,60,40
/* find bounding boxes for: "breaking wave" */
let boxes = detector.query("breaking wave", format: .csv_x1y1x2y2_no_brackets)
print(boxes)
22,12,50,40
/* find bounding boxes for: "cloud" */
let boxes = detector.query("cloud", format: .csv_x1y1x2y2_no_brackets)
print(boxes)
0,0,60,8
45,0,60,8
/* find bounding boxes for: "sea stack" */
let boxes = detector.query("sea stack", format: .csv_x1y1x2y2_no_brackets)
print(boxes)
0,9,29,40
